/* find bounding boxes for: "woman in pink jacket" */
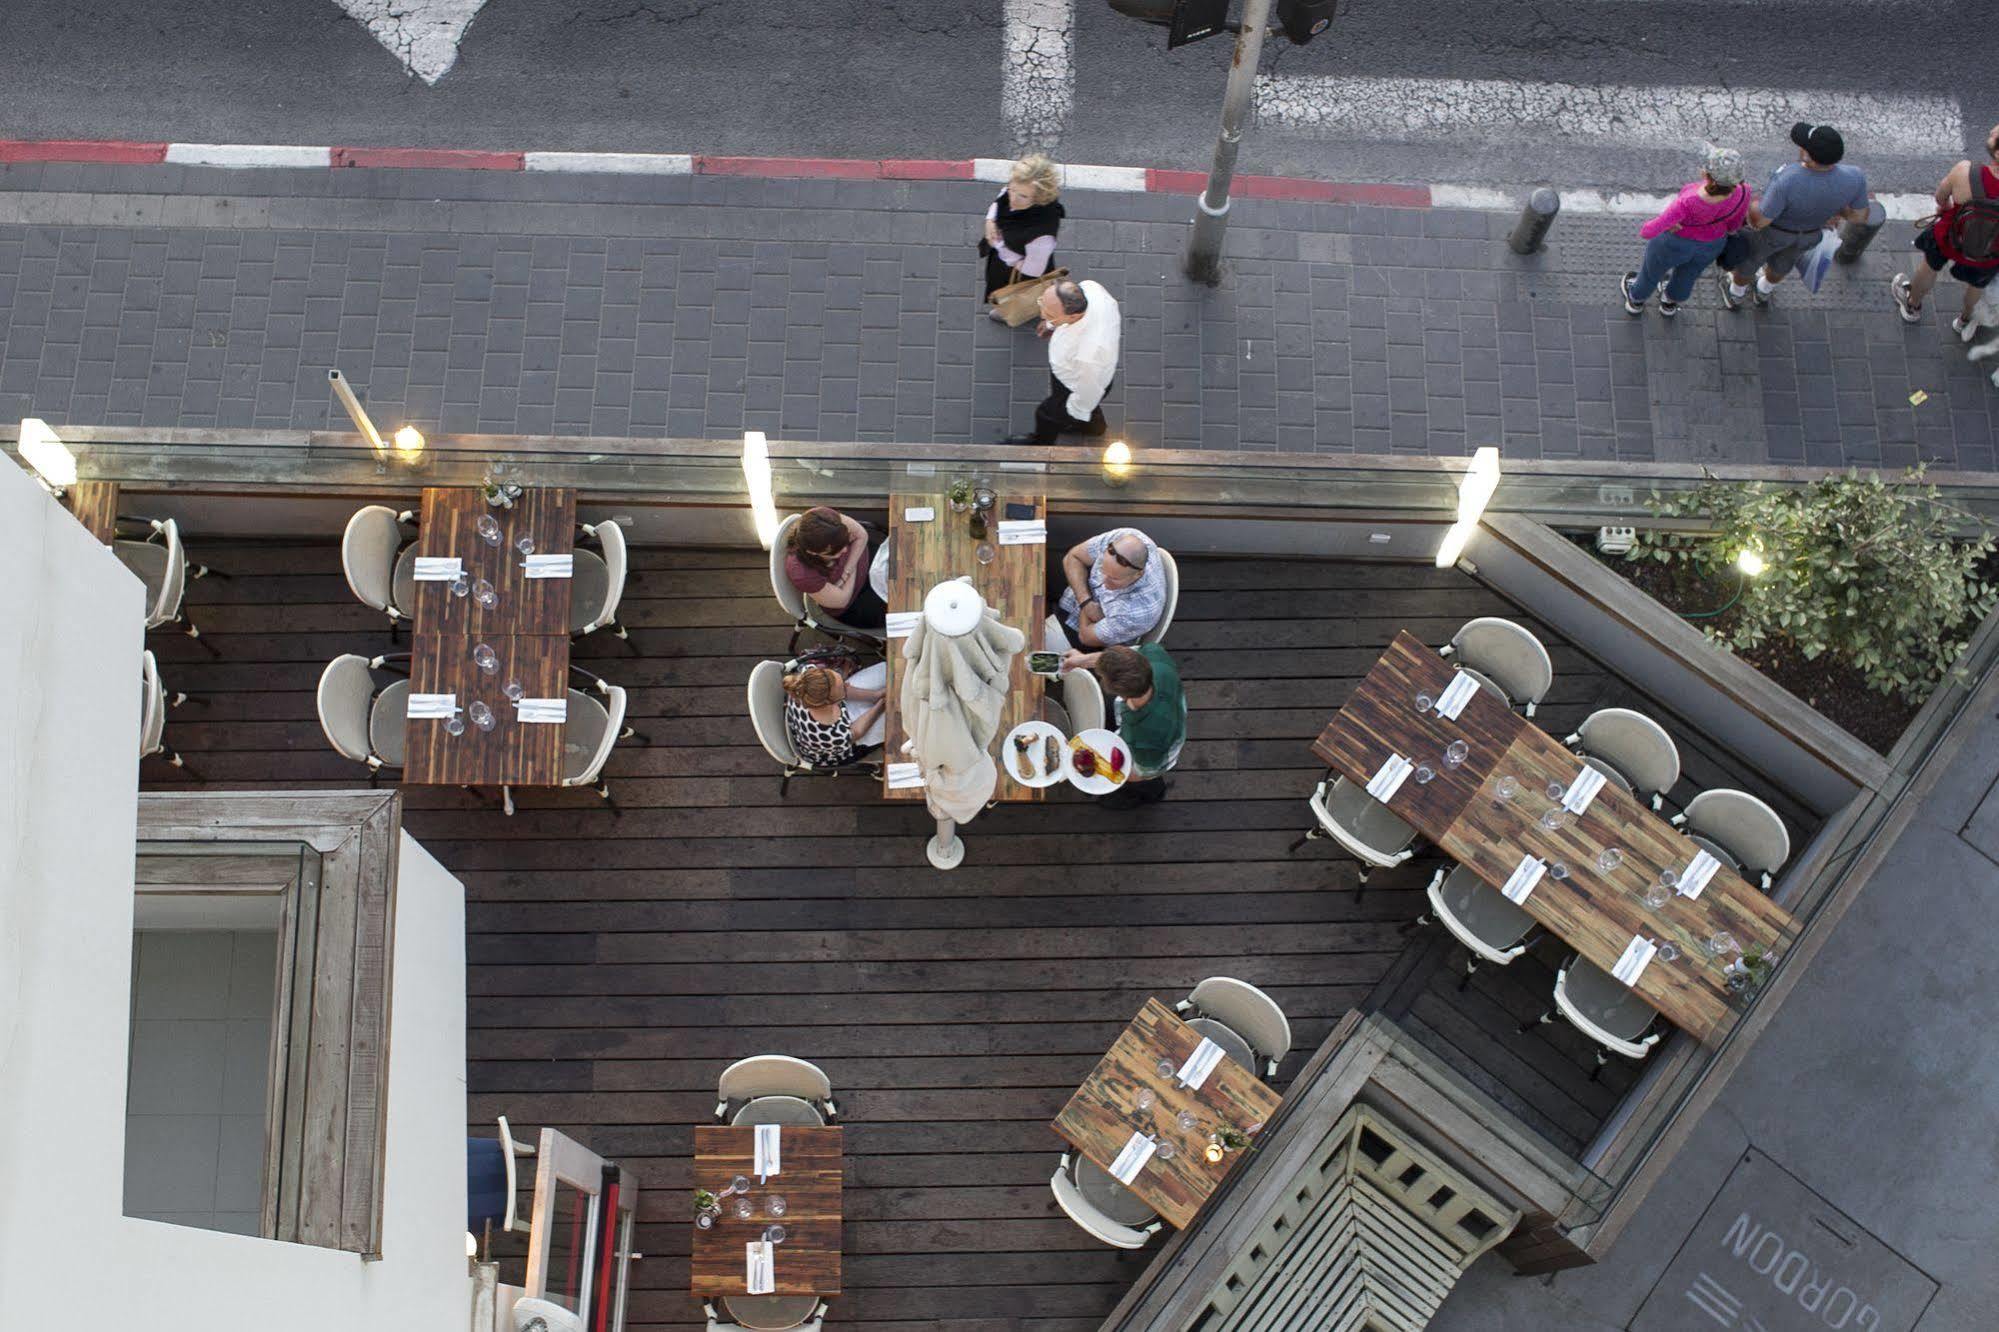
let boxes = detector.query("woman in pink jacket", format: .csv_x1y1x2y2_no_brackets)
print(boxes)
1621,146,1752,316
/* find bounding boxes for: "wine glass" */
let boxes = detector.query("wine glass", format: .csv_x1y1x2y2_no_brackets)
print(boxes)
476,513,503,546
1705,930,1740,960
469,701,495,732
1538,806,1568,833
730,1175,751,1196
1153,1137,1177,1162
1413,690,1434,713
1493,775,1519,804
1545,780,1567,803
733,1195,754,1219
767,1196,787,1218
473,578,498,610
1657,867,1679,895
1133,1088,1156,1114
504,679,526,703
1596,847,1624,874
976,542,997,565
763,1225,787,1245
1656,941,1681,963
473,642,499,674
445,714,466,737
1176,1110,1198,1133
1154,1057,1176,1079
1640,880,1671,910
1443,739,1469,769
449,572,470,598
515,534,536,557
1413,764,1436,785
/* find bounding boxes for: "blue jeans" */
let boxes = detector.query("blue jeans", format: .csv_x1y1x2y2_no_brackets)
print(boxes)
1630,231,1726,303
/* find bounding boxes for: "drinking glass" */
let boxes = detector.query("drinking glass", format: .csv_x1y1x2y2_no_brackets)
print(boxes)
1153,1138,1177,1162
1443,740,1469,769
1176,1110,1198,1132
450,572,470,598
1413,690,1434,713
694,1212,715,1230
976,542,997,565
515,534,535,557
1640,880,1671,910
504,680,526,703
767,1195,787,1218
476,513,503,546
1133,1088,1156,1114
733,1196,754,1219
1154,1057,1176,1079
1656,941,1681,963
1493,775,1519,804
1548,861,1570,882
1724,961,1752,993
1538,806,1568,833
1657,867,1679,895
1596,847,1624,874
445,715,466,737
473,643,498,674
473,578,498,609
1705,930,1740,960
1545,780,1566,802
469,701,495,732
1413,764,1436,785
730,1175,751,1196
763,1225,787,1245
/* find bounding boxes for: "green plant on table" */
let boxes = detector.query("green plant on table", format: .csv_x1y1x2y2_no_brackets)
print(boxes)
1631,466,1996,704
946,478,973,508
692,1188,718,1215
1217,1126,1252,1153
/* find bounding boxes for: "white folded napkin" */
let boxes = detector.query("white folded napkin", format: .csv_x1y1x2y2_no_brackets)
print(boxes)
1365,754,1413,802
1562,766,1609,815
1176,1037,1226,1091
996,519,1047,546
515,697,567,723
412,556,462,581
903,505,935,522
754,1124,781,1180
745,1241,775,1295
1109,1131,1158,1186
1612,935,1659,987
1435,671,1479,721
522,553,573,579
1678,848,1722,900
886,762,925,790
405,692,458,718
1501,854,1546,905
885,611,923,639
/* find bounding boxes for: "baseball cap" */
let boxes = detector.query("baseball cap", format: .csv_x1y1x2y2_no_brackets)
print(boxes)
1702,145,1744,187
1790,122,1845,165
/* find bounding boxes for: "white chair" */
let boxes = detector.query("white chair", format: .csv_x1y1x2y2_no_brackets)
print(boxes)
1043,665,1106,735
1438,617,1552,717
1050,1152,1161,1249
315,653,407,777
1408,863,1536,991
340,504,419,634
769,513,886,652
1175,976,1292,1079
1673,788,1790,891
570,519,630,641
138,650,190,772
558,671,643,814
716,1055,836,1124
1138,547,1179,646
1565,708,1681,811
705,1298,826,1332
113,516,211,648
747,659,883,796
1287,773,1420,895
1522,956,1663,1079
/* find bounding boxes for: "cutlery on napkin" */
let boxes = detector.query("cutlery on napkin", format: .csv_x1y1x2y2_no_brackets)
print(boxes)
1502,854,1546,905
1678,848,1722,899
411,556,462,581
996,520,1047,546
885,762,925,790
1612,935,1659,987
1435,671,1479,720
1365,754,1414,802
754,1124,781,1180
1176,1037,1226,1091
521,553,574,579
515,697,567,723
745,1241,775,1295
1562,765,1608,815
405,692,459,718
903,506,935,522
1109,1131,1158,1185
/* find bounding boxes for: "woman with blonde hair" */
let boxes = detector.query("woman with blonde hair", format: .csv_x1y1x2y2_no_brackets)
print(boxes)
781,658,886,769
979,154,1065,322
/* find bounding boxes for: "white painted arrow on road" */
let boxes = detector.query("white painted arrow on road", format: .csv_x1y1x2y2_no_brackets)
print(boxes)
333,0,489,85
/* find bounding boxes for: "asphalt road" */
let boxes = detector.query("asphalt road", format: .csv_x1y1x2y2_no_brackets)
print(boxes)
0,0,1993,194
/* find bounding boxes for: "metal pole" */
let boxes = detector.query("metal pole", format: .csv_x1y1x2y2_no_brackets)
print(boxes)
327,368,385,451
1183,0,1274,285
1507,188,1561,255
927,816,965,870
1835,199,1887,263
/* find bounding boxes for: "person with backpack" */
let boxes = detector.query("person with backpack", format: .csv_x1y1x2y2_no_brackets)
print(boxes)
1891,124,1999,327
1620,145,1751,316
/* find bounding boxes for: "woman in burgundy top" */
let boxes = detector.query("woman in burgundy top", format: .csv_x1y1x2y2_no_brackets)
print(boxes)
784,507,887,631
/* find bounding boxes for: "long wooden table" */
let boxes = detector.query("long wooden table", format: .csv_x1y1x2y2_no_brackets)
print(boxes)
403,486,576,788
1313,631,1799,1045
1052,999,1283,1229
690,1125,842,1299
882,488,1048,802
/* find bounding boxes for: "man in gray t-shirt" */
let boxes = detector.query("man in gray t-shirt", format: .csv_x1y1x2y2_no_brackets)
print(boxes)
1722,122,1871,310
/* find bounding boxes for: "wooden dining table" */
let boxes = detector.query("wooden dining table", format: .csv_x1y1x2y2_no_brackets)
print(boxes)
881,487,1049,802
1052,999,1283,1229
402,486,576,790
1313,630,1800,1045
689,1125,842,1299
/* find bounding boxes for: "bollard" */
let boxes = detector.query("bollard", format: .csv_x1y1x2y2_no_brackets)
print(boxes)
1508,188,1561,255
1836,199,1888,264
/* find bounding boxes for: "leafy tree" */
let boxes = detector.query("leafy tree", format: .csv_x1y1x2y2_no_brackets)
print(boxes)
1633,468,1995,702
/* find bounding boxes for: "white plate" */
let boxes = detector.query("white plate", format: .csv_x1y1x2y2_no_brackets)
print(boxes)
1066,728,1134,795
1003,720,1070,788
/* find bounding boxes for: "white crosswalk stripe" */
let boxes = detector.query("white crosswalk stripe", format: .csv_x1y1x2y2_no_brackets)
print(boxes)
1003,0,1076,152
1256,74,1963,159
332,0,489,85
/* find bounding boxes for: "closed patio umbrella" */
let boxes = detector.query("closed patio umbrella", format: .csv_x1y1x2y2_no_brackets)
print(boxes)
899,578,1025,865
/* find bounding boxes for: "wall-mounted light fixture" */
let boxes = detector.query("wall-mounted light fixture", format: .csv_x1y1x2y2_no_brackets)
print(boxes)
16,418,77,495
742,431,780,548
1435,446,1501,568
1102,438,1133,488
392,425,426,461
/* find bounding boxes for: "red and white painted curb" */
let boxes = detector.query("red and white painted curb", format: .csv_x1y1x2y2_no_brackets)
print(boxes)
0,139,1936,221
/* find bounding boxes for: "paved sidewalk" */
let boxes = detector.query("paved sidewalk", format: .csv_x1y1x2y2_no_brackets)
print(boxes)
1,162,1996,468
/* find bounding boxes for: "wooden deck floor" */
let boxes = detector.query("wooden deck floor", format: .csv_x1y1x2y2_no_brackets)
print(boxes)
140,541,1812,1329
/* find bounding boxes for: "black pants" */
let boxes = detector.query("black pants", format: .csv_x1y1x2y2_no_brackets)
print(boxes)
1027,372,1111,445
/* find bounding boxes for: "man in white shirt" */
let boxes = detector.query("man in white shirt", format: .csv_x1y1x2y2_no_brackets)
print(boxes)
1003,278,1121,445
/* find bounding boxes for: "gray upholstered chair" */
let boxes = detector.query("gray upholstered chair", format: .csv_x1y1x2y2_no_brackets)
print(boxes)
1409,862,1536,990
138,650,190,772
114,516,212,647
1138,547,1179,646
558,670,643,813
747,659,883,795
705,1297,826,1332
570,519,630,641
340,504,419,634
1672,788,1790,891
1175,976,1292,1079
716,1055,836,1124
1438,616,1553,717
1522,955,1662,1079
769,513,886,652
1565,707,1682,811
1288,773,1420,894
1043,665,1107,735
315,653,408,776
1050,1152,1161,1249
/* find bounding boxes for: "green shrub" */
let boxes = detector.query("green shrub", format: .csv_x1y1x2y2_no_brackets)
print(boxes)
1633,468,1996,702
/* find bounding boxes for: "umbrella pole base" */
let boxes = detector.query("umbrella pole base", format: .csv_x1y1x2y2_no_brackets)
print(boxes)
927,818,965,871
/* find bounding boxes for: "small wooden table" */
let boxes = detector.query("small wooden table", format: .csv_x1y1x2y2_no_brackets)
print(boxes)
410,486,577,636
1312,631,1801,1045
882,488,1049,802
690,1125,843,1299
1052,999,1283,1229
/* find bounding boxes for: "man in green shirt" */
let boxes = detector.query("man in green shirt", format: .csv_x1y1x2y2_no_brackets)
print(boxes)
1063,643,1186,808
